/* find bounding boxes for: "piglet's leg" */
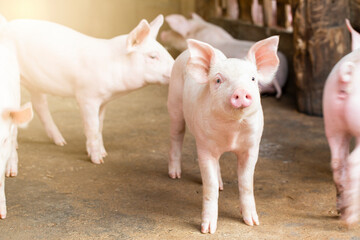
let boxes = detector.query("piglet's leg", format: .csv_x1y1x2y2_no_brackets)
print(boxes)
217,161,223,191
328,135,350,213
6,149,18,178
237,148,259,226
341,143,360,226
6,127,18,177
77,98,103,164
30,92,66,146
99,104,107,158
0,162,7,219
273,78,282,99
168,107,185,179
198,149,220,234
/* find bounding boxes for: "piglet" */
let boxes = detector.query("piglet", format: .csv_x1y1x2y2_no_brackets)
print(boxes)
346,19,360,51
0,36,33,219
2,14,174,164
167,37,279,233
162,13,288,98
323,49,360,226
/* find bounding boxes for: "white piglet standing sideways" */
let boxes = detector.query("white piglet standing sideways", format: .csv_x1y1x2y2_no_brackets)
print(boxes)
167,36,280,233
0,38,33,219
2,14,174,164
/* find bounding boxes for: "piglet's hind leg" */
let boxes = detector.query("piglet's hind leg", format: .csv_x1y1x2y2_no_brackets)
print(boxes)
328,134,350,213
30,92,66,146
341,144,360,226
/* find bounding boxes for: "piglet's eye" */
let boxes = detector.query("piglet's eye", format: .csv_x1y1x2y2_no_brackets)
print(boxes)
252,77,255,81
149,53,158,60
214,73,224,84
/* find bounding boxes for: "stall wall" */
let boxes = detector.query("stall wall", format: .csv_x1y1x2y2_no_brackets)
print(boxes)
0,0,195,38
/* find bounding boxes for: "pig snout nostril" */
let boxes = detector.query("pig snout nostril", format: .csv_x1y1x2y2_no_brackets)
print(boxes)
231,90,252,109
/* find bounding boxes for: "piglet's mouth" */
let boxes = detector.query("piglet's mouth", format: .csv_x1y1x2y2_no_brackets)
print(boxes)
337,89,348,99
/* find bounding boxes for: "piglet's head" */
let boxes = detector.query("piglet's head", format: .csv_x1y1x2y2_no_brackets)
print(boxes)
186,36,279,118
0,102,33,159
126,14,174,85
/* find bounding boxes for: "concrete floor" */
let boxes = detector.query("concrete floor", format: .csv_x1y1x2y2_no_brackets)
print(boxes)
1,85,360,240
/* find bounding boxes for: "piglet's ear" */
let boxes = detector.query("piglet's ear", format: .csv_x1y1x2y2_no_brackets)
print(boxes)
247,36,280,85
165,14,190,38
127,19,151,52
339,61,355,83
346,19,360,51
187,39,215,84
191,13,205,22
2,102,33,126
149,14,164,39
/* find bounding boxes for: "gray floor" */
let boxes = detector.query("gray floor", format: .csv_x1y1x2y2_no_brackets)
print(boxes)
0,85,359,239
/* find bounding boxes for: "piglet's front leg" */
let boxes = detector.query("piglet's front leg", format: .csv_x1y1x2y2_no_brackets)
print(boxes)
237,148,260,226
198,149,220,234
0,169,7,219
99,105,108,158
78,99,104,164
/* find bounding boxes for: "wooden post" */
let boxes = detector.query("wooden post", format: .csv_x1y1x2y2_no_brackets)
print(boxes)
350,0,360,31
225,0,239,19
276,2,292,29
195,0,223,20
292,0,350,116
238,0,253,22
262,0,274,27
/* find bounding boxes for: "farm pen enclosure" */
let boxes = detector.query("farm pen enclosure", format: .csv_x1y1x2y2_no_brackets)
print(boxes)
0,0,360,239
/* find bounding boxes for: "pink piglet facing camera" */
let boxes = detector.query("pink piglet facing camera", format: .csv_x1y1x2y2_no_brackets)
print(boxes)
167,36,280,233
323,49,360,227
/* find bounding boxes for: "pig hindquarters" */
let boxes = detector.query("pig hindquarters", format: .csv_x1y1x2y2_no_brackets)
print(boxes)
323,49,360,226
168,37,279,233
0,39,33,219
3,14,174,164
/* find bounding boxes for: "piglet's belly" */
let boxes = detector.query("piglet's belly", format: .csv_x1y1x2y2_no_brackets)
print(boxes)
20,72,76,97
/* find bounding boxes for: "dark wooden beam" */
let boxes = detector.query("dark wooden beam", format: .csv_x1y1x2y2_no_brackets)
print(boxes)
291,0,350,116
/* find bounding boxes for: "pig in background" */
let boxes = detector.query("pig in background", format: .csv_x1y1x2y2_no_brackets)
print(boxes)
167,36,280,233
323,49,360,226
0,29,33,218
161,13,288,98
1,14,174,164
346,19,360,51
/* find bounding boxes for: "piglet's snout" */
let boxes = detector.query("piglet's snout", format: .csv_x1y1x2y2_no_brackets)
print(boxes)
230,89,252,108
